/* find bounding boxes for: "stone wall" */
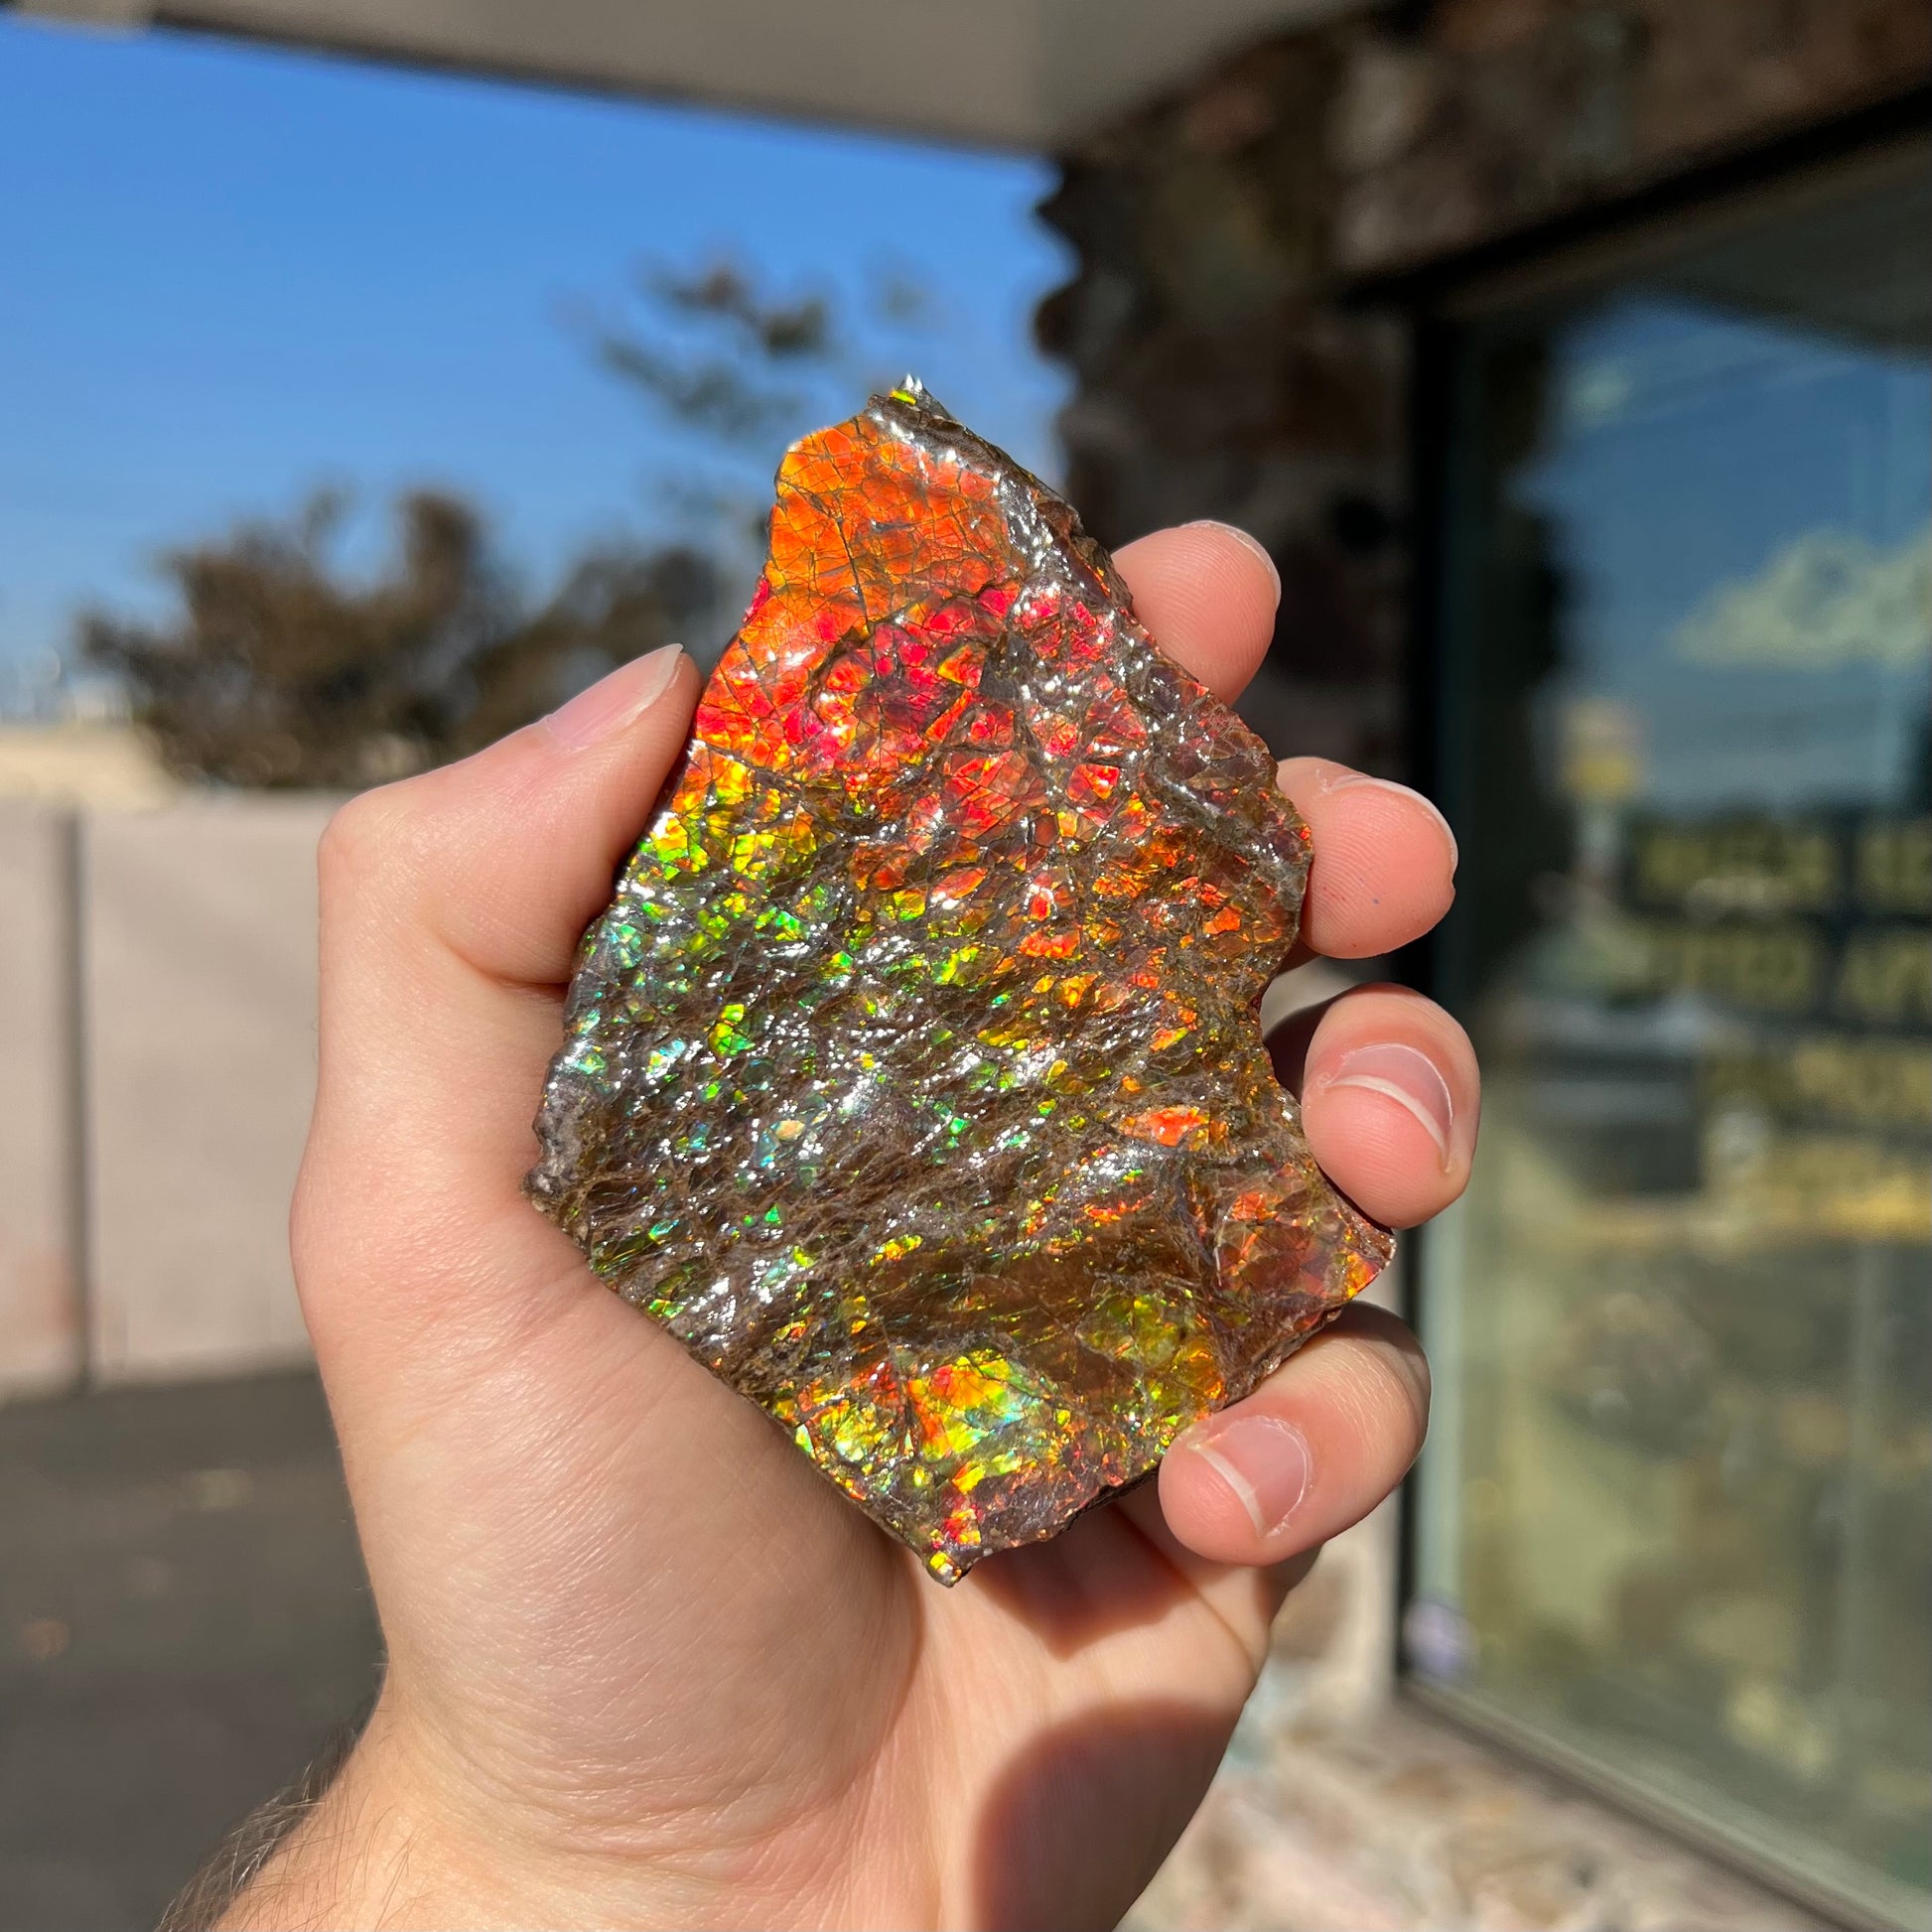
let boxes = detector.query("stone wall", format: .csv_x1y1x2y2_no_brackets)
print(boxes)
1035,0,1932,771
1332,0,1932,276
1037,22,1412,772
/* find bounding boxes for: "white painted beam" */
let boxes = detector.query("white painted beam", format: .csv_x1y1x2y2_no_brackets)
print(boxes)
19,0,1360,146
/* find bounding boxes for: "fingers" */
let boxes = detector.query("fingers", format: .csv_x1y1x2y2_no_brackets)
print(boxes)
1276,757,1456,962
1114,521,1280,704
1159,1305,1429,1568
1106,531,1457,964
1270,984,1479,1227
319,644,700,989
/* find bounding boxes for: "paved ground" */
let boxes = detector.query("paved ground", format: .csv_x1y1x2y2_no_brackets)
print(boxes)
2,1370,1822,1932
0,1373,379,1931
1130,1670,1825,1932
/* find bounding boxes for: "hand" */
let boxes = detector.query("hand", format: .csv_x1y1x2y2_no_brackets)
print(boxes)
228,523,1476,1930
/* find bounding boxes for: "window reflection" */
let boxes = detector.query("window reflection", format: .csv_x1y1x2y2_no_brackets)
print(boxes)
1414,149,1931,1929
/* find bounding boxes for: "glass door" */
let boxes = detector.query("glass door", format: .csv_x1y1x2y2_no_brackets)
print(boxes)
1410,141,1931,1929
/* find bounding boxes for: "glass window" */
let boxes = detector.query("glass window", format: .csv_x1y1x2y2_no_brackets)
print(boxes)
1410,142,1932,1929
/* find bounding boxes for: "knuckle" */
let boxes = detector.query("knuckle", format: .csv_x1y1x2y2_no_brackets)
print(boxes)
1368,1336,1432,1441
1330,1307,1432,1438
316,782,423,912
1329,979,1425,1013
287,1154,326,1281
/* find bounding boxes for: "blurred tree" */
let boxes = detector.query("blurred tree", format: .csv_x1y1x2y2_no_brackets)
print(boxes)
586,254,939,581
594,260,836,442
82,490,717,789
81,254,936,788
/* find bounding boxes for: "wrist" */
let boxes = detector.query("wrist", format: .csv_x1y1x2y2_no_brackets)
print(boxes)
213,1693,692,1931
211,1700,463,1930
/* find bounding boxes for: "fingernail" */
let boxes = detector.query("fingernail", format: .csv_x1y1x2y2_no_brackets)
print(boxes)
543,644,684,750
1316,768,1458,879
1322,1040,1455,1168
1186,1416,1312,1539
1186,520,1280,602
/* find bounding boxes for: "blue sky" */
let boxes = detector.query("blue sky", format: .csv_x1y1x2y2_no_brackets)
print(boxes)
1517,292,1930,811
0,15,1070,695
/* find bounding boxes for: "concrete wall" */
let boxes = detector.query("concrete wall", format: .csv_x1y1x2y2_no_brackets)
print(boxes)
0,810,81,1398
84,800,334,1383
0,797,334,1396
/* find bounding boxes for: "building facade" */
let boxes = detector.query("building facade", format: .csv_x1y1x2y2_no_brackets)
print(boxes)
1041,4,1930,1923
7,0,1926,1922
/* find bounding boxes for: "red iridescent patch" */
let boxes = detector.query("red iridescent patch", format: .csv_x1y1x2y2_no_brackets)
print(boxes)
528,380,1392,1581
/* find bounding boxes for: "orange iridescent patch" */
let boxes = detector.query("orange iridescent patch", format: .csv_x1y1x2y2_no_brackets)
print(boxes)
528,380,1391,1582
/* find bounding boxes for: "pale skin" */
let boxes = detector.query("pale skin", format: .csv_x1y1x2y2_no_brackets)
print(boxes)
226,523,1479,1930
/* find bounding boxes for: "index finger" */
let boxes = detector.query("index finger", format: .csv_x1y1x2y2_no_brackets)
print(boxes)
1113,521,1283,703
1112,530,1457,963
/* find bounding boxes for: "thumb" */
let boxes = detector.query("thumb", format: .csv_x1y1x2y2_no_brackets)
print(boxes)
320,643,701,992
297,644,701,1360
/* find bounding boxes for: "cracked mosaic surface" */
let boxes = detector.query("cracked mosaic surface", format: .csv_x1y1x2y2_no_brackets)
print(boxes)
528,380,1392,1580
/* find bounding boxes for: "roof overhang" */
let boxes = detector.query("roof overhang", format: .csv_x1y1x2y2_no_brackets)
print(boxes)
14,0,1363,147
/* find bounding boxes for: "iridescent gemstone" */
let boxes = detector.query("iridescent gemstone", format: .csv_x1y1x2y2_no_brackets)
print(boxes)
528,379,1392,1581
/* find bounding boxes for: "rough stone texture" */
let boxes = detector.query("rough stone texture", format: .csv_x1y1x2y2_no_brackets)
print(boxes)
1331,0,1932,276
529,382,1391,1581
1036,24,1411,776
1035,0,1932,771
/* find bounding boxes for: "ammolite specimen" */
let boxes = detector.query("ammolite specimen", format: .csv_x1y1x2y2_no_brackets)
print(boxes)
528,380,1392,1581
